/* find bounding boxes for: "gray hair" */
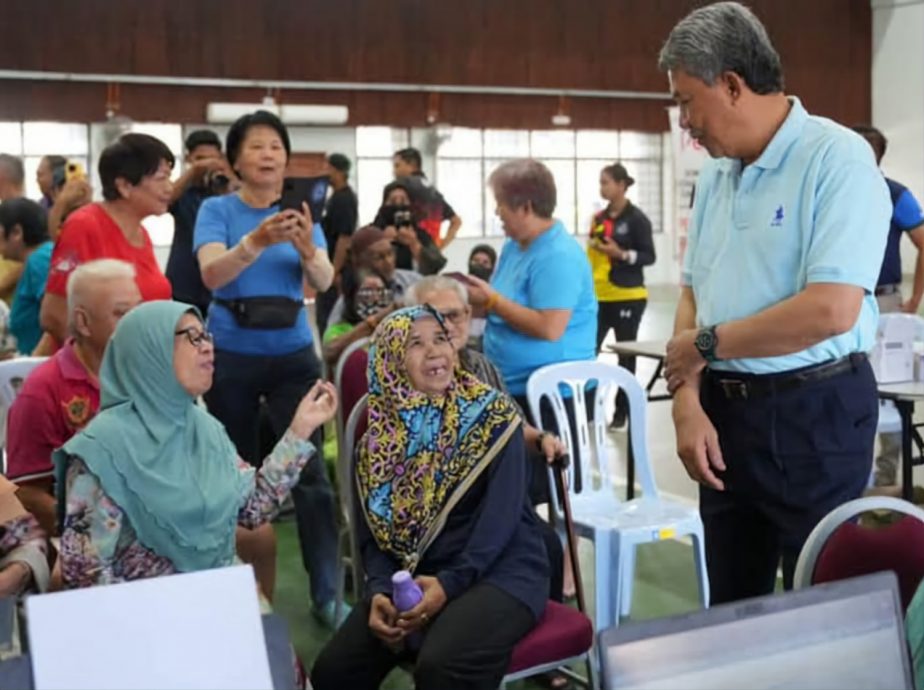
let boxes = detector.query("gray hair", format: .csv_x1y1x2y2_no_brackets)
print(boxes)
488,159,556,219
405,275,469,307
66,259,136,327
658,2,783,95
0,154,24,186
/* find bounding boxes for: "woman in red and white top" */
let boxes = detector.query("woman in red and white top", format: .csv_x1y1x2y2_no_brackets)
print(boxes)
38,134,174,352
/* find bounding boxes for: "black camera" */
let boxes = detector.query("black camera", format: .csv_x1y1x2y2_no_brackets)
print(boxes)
204,170,230,196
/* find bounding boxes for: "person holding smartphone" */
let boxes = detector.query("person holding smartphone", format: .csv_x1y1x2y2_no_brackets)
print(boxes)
193,110,345,629
588,163,655,428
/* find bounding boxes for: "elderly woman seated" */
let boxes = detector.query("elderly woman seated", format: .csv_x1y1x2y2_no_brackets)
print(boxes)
54,300,337,589
311,306,549,690
0,477,49,596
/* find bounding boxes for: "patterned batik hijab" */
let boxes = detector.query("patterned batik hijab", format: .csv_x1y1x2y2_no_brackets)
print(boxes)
356,305,520,571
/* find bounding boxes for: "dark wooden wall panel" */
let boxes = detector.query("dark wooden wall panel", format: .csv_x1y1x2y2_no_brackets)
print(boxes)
0,0,871,129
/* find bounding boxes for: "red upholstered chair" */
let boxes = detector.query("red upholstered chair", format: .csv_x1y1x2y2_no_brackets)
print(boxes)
794,496,924,611
346,395,596,687
333,337,370,450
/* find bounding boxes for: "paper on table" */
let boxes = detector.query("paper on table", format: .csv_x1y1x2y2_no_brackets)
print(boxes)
26,565,273,690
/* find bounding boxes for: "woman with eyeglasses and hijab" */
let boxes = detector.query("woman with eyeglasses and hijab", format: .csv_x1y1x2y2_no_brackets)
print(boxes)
54,301,338,590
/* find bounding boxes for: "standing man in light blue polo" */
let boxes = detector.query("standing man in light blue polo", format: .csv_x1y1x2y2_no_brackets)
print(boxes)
659,1,891,604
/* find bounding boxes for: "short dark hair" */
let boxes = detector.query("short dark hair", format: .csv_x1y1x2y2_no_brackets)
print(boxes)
488,159,557,219
469,243,497,267
42,155,68,170
0,198,48,246
0,154,24,186
99,133,176,202
327,153,351,175
184,129,222,154
852,124,887,164
394,147,422,170
225,110,291,169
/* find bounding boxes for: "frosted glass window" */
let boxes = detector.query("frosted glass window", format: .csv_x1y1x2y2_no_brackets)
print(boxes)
542,159,576,233
483,130,529,158
142,213,175,247
483,159,508,238
356,127,408,158
22,123,88,156
576,130,620,159
435,159,483,238
619,132,661,159
0,123,22,155
436,128,483,159
530,130,575,159
356,159,394,226
576,160,611,237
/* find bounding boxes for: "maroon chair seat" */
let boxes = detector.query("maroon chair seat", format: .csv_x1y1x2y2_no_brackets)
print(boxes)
507,601,594,674
813,516,924,611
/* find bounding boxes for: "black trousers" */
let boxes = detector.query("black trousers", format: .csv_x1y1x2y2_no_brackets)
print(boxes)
204,345,340,609
315,285,339,338
699,358,878,604
597,299,646,415
311,583,536,690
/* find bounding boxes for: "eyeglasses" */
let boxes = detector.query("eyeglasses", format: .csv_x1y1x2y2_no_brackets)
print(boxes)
175,327,214,348
437,309,467,325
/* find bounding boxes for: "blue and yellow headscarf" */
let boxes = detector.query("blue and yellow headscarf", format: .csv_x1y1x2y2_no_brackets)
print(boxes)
356,305,520,571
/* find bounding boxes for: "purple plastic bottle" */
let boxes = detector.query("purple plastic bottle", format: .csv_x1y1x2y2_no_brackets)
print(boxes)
392,570,424,650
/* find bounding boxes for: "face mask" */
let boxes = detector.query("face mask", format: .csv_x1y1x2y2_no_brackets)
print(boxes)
356,287,394,319
468,263,493,282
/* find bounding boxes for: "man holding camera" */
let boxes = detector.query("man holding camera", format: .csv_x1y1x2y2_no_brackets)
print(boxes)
166,130,236,315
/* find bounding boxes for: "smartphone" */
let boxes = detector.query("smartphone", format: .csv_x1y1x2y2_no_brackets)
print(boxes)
279,176,329,220
66,161,86,183
445,271,474,285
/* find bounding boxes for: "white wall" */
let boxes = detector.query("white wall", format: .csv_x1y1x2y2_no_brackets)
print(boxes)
872,0,924,277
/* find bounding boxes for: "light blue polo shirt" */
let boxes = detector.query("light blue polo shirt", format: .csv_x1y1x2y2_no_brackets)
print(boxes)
483,220,597,395
683,97,891,374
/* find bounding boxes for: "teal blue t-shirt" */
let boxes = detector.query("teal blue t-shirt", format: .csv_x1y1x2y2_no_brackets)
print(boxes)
10,240,52,354
483,221,597,395
193,194,327,356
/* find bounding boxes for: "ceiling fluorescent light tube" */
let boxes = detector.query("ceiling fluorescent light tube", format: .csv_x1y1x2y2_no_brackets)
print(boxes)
207,102,279,123
279,104,349,125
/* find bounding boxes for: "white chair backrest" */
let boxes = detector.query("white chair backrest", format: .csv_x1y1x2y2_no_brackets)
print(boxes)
526,361,657,505
0,356,47,449
793,496,924,589
879,312,924,342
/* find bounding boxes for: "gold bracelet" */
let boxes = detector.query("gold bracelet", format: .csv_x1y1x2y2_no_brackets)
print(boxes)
485,292,500,312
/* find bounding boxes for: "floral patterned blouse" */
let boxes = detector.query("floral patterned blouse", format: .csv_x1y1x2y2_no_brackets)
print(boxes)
60,430,315,588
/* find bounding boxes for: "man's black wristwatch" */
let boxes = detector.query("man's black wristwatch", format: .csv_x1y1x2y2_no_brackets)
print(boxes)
694,325,719,363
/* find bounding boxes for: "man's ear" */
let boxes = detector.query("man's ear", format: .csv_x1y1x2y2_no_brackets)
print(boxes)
721,71,748,105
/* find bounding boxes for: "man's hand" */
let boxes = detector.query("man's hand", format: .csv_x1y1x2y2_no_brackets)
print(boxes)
397,576,447,633
368,593,404,644
673,392,725,491
539,432,567,464
902,298,921,314
665,328,707,393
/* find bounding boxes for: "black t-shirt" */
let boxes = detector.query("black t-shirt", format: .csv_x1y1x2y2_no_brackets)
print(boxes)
166,186,212,310
322,186,358,260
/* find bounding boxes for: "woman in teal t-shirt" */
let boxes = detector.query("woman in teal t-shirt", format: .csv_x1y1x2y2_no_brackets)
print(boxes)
0,198,53,354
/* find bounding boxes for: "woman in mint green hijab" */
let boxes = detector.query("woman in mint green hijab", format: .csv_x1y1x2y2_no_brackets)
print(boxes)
54,300,338,586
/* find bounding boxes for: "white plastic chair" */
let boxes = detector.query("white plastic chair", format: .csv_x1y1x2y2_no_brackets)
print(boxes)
0,356,47,473
526,361,709,633
794,496,924,590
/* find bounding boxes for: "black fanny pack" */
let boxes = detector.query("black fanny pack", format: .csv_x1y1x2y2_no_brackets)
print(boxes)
215,297,303,330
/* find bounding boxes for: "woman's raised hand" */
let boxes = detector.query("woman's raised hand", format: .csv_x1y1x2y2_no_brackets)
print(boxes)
288,380,339,439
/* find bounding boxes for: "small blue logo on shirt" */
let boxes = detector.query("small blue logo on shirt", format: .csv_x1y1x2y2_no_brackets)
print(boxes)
771,205,784,227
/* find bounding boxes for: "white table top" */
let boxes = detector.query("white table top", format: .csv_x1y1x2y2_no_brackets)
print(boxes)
879,381,924,400
605,340,668,360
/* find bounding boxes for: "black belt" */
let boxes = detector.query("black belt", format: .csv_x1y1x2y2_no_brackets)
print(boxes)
876,284,900,297
706,353,867,401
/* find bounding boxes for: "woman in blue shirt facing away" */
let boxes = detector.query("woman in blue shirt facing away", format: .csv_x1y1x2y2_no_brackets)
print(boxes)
193,110,346,628
466,159,597,503
0,198,53,354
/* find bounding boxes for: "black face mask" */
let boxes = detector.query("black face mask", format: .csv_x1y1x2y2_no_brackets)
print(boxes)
468,263,494,282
